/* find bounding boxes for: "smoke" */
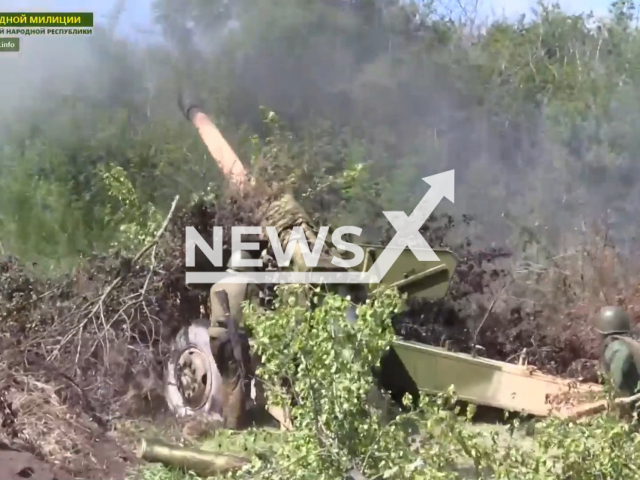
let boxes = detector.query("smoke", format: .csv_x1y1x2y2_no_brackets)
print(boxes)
1,0,638,265
0,37,90,125
0,3,174,265
150,0,584,252
173,0,637,257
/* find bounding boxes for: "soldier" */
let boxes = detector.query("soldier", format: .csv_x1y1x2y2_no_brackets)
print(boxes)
595,306,640,399
208,250,261,334
208,250,262,429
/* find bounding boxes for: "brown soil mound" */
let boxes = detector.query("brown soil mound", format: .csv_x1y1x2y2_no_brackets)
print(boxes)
0,444,130,480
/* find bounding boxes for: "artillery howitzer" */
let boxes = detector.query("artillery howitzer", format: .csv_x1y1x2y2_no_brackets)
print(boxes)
164,93,603,429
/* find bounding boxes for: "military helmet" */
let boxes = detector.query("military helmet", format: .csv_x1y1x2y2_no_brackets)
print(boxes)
227,250,256,272
594,306,631,334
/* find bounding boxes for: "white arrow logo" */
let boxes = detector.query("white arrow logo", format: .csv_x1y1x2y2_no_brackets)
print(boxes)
363,169,455,283
186,169,455,285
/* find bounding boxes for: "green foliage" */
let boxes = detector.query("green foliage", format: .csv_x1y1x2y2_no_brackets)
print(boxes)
241,286,401,479
224,285,640,480
8,1,640,478
100,163,163,255
249,110,382,229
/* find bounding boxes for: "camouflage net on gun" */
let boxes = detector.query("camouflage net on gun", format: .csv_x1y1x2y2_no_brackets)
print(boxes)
259,192,338,271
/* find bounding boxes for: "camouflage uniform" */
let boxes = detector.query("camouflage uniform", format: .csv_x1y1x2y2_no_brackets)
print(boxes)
208,250,261,429
595,306,640,398
260,193,336,272
208,250,261,336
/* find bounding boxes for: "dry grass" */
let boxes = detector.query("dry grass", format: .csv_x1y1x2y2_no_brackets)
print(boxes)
0,190,268,476
0,373,104,469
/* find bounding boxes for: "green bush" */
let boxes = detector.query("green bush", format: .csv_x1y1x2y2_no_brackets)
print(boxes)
234,285,640,480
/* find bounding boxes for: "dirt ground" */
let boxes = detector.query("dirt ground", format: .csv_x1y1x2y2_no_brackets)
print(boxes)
65,437,134,480
0,448,72,480
0,435,133,480
0,437,134,480
0,449,132,480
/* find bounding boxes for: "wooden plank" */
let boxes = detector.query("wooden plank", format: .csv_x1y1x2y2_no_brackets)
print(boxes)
392,339,602,417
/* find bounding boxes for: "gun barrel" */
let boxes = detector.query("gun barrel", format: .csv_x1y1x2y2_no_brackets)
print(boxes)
178,91,336,272
178,91,248,189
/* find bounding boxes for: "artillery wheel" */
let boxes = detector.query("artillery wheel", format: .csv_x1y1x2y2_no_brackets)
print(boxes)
164,321,224,419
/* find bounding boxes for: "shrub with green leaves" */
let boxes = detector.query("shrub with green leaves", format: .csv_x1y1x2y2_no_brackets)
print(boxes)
219,285,640,480
100,163,163,256
237,286,489,479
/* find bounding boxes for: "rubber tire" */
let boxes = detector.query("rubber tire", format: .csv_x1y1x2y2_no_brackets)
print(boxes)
164,320,224,419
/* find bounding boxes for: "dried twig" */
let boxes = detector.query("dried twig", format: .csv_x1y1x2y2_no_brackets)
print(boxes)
47,195,180,362
472,279,509,349
558,391,640,420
